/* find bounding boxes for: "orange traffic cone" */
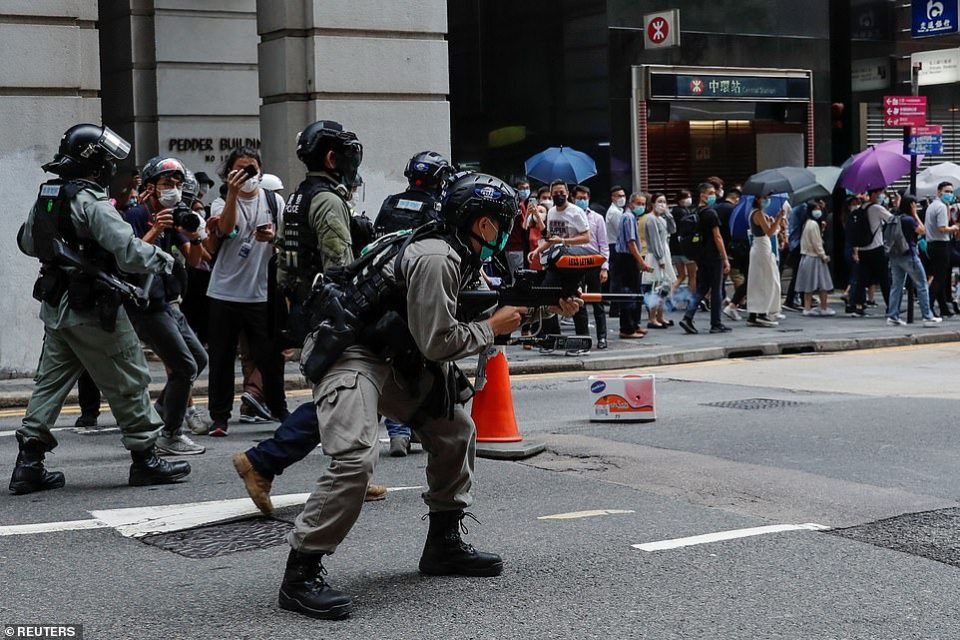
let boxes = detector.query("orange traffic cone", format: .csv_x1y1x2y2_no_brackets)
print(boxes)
471,347,545,460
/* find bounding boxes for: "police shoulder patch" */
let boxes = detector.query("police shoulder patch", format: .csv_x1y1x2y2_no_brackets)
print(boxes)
396,199,424,211
39,185,61,198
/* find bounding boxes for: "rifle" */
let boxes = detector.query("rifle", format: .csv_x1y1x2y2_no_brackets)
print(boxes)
51,239,151,307
458,245,648,316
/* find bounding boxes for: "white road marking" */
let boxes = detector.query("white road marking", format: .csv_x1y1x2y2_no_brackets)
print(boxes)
538,509,636,520
0,486,424,538
632,523,830,552
0,518,109,537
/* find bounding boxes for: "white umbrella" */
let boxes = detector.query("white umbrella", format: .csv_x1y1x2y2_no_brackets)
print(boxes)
916,162,960,198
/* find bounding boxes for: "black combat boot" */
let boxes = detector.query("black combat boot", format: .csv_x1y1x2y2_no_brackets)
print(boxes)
128,447,191,486
9,440,65,495
278,549,353,620
418,511,503,577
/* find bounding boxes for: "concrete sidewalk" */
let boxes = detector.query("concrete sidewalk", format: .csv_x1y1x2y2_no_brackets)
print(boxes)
1,302,958,409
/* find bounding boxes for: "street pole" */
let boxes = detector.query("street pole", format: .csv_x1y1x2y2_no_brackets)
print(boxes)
906,63,922,324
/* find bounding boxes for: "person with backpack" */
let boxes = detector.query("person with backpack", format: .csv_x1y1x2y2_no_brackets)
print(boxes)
887,194,942,327
678,183,731,334
670,189,698,302
794,204,835,317
204,146,288,437
847,187,893,317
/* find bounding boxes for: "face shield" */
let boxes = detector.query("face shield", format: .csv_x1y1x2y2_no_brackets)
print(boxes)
336,140,363,188
93,126,131,161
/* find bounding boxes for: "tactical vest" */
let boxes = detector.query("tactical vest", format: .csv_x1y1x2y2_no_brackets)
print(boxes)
374,188,441,237
280,175,348,302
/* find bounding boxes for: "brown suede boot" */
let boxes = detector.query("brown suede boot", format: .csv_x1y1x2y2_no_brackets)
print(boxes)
364,483,387,502
232,452,274,514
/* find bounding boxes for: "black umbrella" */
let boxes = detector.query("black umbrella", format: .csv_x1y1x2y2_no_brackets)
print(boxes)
741,167,817,197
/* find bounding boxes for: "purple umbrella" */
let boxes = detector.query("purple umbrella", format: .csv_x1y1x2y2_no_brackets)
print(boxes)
839,140,923,193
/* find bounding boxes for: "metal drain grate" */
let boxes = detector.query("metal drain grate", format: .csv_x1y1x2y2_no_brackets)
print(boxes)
829,508,960,568
140,514,297,559
701,398,810,410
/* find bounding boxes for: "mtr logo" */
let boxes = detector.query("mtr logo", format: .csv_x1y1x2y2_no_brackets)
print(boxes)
647,17,668,43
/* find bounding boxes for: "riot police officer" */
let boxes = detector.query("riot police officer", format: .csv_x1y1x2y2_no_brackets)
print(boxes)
375,150,454,455
374,150,453,237
10,123,191,494
275,172,582,620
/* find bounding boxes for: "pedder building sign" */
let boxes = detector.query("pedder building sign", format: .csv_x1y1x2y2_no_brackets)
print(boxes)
167,137,261,163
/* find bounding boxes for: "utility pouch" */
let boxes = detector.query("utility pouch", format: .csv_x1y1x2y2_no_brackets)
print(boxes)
33,267,67,305
363,311,424,380
300,284,359,384
66,271,96,311
94,284,121,332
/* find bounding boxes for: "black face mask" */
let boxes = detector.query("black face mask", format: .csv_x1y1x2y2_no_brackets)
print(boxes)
553,193,567,206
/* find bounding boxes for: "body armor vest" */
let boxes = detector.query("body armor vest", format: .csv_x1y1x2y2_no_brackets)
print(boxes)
375,188,441,237
280,175,346,302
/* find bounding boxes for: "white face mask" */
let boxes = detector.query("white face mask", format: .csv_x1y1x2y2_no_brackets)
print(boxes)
680,198,693,208
655,202,667,214
242,174,261,193
158,187,182,208
615,197,626,208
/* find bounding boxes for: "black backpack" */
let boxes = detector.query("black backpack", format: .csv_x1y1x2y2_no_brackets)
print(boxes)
845,204,875,248
677,209,702,257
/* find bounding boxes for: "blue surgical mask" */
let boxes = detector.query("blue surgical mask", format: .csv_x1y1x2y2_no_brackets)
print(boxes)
575,198,589,209
943,192,955,204
706,195,717,207
632,205,646,216
879,195,888,206
518,189,530,200
811,209,823,220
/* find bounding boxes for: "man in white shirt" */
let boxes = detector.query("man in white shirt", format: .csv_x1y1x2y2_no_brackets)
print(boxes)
850,187,893,316
925,181,959,317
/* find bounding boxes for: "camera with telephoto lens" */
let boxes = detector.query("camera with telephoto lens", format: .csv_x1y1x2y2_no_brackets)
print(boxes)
170,201,202,233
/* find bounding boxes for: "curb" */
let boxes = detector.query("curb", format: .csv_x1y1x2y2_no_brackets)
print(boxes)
1,331,958,410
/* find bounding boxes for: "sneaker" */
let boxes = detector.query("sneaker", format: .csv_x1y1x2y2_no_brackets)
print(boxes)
819,308,837,317
866,300,879,308
923,317,944,327
389,436,411,457
208,421,229,438
155,432,206,456
185,406,211,435
752,316,778,328
679,318,698,334
722,305,742,321
802,309,819,317
239,411,271,424
783,302,802,312
848,308,867,317
709,324,732,334
775,313,787,320
241,392,273,421
886,317,906,326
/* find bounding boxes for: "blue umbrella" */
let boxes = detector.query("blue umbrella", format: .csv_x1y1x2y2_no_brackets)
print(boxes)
730,193,789,241
524,146,597,184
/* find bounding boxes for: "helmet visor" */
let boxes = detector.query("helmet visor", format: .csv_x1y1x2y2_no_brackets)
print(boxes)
98,127,131,160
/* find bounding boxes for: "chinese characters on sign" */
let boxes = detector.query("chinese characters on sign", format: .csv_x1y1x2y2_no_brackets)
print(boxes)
906,124,943,155
883,96,927,127
912,0,960,37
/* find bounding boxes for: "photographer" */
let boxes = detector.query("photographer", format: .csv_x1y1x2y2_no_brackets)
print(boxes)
123,157,207,455
205,147,288,436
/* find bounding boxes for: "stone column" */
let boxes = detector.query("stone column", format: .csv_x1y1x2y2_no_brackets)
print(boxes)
0,1,102,374
256,0,450,215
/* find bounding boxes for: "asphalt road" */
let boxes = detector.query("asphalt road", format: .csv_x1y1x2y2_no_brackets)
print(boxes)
2,344,960,639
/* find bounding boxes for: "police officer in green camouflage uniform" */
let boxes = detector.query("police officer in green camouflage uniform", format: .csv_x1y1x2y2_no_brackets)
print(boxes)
10,123,191,495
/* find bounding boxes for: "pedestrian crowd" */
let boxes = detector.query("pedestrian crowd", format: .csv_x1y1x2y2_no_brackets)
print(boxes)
507,174,960,340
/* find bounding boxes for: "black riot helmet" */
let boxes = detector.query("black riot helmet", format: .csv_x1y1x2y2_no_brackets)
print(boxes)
140,156,186,185
442,172,517,260
404,150,454,192
42,124,131,185
295,120,363,188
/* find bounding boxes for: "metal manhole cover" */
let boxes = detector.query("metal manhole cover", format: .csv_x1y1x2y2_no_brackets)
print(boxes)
701,398,810,410
139,516,295,559
828,508,960,568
